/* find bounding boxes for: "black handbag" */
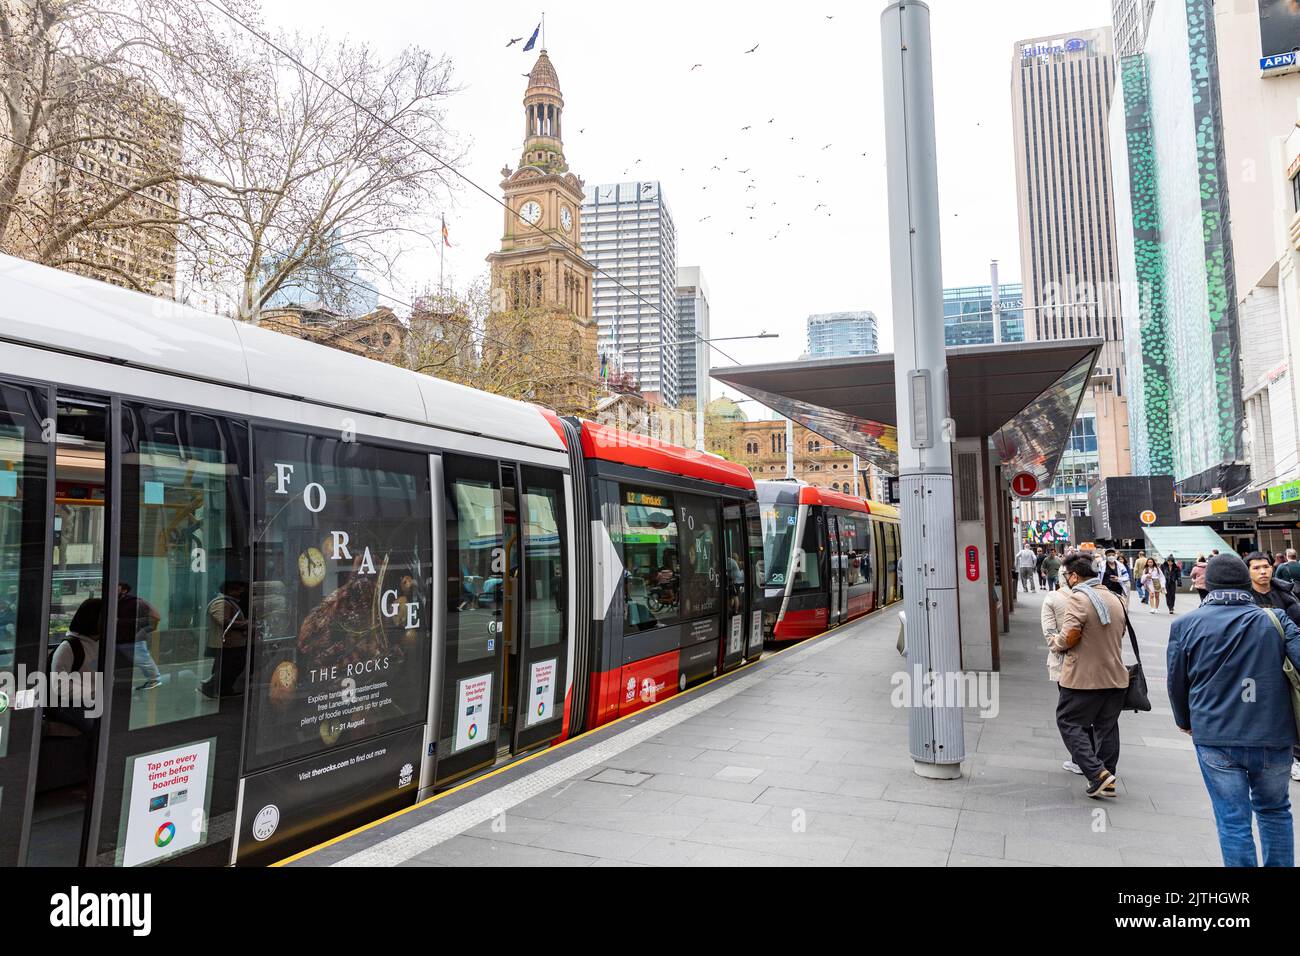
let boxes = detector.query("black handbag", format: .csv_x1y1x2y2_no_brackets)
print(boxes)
1120,606,1151,712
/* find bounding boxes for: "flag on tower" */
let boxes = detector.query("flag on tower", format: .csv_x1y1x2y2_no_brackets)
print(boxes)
522,22,541,52
441,215,451,247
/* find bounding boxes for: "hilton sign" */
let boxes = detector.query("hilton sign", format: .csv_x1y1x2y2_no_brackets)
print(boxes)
1020,37,1092,59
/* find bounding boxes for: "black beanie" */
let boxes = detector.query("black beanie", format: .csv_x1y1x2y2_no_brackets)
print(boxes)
1205,553,1251,590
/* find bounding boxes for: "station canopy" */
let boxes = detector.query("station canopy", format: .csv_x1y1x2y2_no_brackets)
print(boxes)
711,338,1102,487
1142,525,1232,559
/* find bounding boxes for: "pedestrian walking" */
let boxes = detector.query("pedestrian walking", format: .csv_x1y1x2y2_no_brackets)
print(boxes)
1191,555,1208,605
1100,549,1125,597
1117,554,1133,607
1167,553,1300,866
1245,551,1300,626
1135,551,1148,603
1142,557,1163,614
1048,552,1130,798
1016,544,1037,594
1040,574,1082,775
1036,547,1047,589
1041,549,1062,593
1276,548,1300,588
1245,551,1300,786
1162,555,1181,615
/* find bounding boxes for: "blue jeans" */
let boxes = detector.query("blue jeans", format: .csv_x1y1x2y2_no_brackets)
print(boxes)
1195,745,1294,867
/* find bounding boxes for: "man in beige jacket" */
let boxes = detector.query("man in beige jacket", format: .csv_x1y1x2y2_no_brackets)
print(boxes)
1048,552,1131,798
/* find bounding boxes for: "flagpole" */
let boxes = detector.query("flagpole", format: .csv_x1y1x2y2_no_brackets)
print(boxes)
542,11,546,48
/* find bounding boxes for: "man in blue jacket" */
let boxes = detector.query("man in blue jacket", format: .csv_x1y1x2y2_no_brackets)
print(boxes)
1167,553,1300,867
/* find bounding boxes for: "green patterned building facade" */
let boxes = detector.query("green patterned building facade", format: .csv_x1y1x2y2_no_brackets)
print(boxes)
1112,0,1244,486
1112,53,1173,476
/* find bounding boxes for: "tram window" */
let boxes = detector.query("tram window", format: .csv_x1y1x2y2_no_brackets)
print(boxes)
792,514,822,590
841,514,873,586
678,494,720,620
885,523,901,601
245,429,432,773
448,476,503,663
618,486,679,632
759,503,798,587
745,503,765,603
522,469,565,650
116,407,250,731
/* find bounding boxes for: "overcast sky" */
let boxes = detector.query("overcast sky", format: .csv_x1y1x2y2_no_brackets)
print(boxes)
260,0,1112,415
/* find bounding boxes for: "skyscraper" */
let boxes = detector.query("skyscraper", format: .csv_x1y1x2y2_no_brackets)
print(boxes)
676,266,710,406
805,312,879,358
1108,0,1297,497
943,282,1026,347
1112,0,1155,57
580,181,680,405
1011,25,1131,481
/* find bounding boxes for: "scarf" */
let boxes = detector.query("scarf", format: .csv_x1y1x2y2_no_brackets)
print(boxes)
1071,576,1111,625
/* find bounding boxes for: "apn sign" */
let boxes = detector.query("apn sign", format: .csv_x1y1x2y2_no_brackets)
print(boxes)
1261,51,1298,73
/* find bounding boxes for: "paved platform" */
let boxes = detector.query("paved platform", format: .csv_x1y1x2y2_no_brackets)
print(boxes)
285,591,1298,867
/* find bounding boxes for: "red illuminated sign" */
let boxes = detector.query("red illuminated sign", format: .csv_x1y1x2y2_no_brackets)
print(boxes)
1011,472,1038,497
965,546,979,581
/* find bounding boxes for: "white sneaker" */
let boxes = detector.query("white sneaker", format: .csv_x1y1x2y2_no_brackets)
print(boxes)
1063,760,1083,775
1292,759,1300,782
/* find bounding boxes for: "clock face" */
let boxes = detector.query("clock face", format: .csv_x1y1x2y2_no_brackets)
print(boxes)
520,200,542,225
560,207,573,232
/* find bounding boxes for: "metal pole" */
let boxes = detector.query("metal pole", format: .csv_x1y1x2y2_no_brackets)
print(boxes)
990,259,1001,345
880,0,964,779
852,454,861,496
696,336,706,451
785,418,794,478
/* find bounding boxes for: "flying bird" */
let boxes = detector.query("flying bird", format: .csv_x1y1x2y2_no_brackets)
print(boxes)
711,165,721,170
699,215,711,221
821,143,832,150
744,43,759,53
506,37,523,47
738,168,751,174
690,63,703,71
741,125,751,131
767,118,774,123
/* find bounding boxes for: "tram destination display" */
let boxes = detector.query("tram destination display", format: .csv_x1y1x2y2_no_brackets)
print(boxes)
246,430,433,773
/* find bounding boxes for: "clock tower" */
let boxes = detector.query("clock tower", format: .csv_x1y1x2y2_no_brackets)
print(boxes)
484,50,598,416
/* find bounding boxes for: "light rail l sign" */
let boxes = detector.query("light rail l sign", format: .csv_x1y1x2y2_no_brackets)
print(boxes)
1011,472,1038,498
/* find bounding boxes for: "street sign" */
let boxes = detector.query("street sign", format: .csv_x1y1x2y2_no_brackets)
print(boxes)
1139,509,1156,526
1010,472,1038,497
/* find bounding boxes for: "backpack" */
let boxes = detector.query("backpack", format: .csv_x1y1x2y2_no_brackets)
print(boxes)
48,636,86,673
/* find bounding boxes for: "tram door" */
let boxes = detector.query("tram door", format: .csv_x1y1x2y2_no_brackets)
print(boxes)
435,456,568,786
1,392,121,867
0,382,56,867
720,504,747,671
826,513,845,627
